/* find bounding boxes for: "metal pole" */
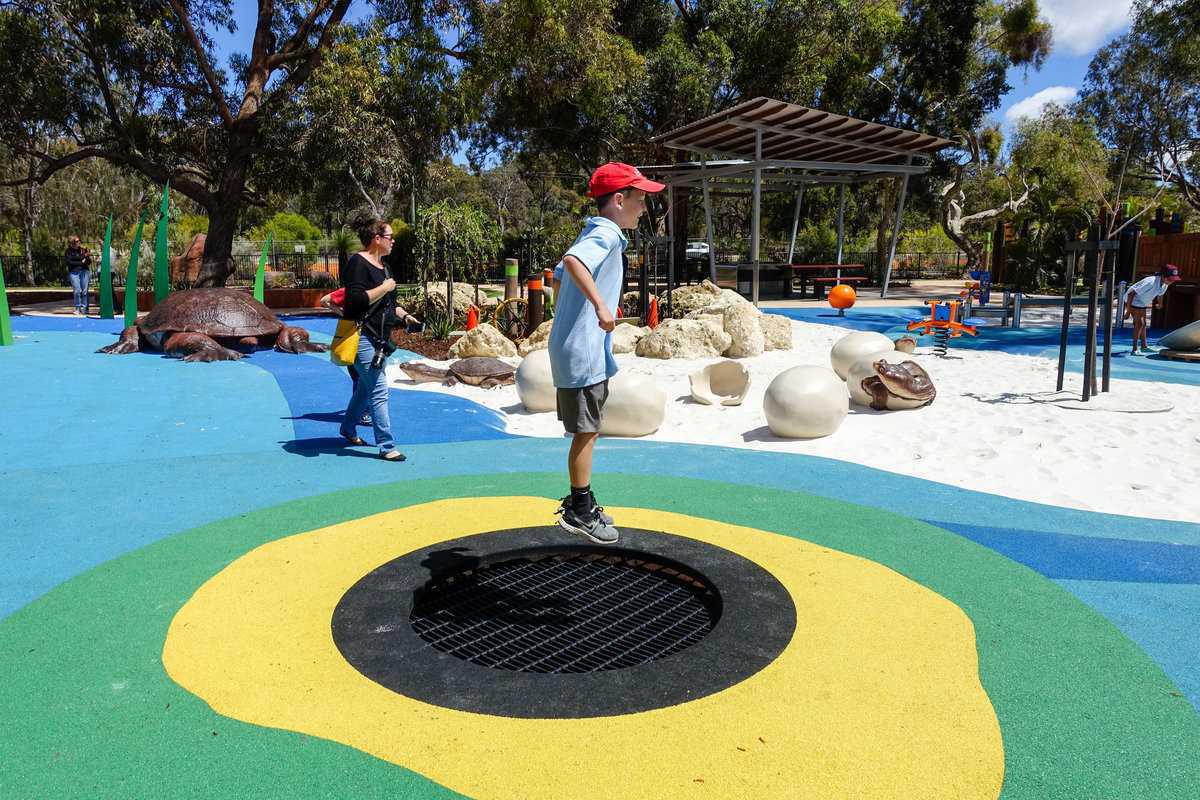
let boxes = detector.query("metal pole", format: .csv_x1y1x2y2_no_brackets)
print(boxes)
751,131,762,306
786,184,805,264
701,159,717,285
666,184,675,319
880,157,913,298
1116,280,1127,330
1082,233,1100,401
1102,248,1114,392
835,183,846,281
1056,250,1076,392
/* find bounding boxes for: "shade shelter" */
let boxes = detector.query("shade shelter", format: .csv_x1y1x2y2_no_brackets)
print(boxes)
639,97,953,304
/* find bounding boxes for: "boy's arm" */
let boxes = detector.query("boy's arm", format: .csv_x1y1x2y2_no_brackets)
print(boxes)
562,255,615,331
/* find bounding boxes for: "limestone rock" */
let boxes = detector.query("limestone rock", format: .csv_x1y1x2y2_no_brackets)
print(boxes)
693,288,756,317
515,349,556,412
764,366,848,439
723,303,765,358
660,279,722,318
170,233,205,284
600,371,666,436
518,320,554,356
611,323,649,354
760,313,793,351
448,322,517,358
636,318,732,359
690,360,751,406
417,284,479,322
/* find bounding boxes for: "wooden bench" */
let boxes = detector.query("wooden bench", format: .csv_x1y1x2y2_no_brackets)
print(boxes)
808,273,868,300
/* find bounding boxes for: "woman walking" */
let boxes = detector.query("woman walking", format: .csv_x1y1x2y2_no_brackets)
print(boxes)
64,236,92,316
338,216,418,462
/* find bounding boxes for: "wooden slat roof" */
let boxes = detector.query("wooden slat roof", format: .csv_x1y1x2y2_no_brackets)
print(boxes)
650,97,954,166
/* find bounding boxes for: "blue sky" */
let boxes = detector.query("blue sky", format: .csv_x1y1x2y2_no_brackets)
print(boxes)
213,0,1134,160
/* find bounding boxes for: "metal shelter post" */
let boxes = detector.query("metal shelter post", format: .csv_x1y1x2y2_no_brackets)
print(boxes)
1056,248,1077,392
880,156,913,298
701,158,717,284
786,185,806,264
1101,247,1114,392
666,184,675,319
835,183,846,280
1082,228,1100,401
751,130,762,306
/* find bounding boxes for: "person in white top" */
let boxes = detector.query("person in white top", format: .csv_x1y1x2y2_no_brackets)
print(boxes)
1124,264,1182,354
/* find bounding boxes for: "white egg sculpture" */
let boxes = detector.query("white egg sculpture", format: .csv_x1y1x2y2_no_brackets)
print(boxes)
764,366,848,438
689,360,752,406
600,371,667,437
1159,319,1200,351
515,349,556,412
829,330,896,380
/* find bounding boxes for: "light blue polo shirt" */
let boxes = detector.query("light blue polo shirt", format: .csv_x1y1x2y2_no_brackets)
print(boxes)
548,216,627,388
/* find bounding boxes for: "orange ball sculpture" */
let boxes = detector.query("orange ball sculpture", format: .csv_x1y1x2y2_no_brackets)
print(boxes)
828,284,857,310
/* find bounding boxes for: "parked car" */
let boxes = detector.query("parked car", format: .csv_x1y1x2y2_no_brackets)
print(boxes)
685,240,710,259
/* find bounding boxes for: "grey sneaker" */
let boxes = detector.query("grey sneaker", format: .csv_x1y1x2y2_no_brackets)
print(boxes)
556,505,620,544
556,493,613,525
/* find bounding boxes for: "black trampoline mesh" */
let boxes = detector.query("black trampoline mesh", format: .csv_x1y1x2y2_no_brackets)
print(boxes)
409,550,720,673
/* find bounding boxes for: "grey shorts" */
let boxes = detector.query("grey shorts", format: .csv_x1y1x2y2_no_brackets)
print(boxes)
556,380,609,434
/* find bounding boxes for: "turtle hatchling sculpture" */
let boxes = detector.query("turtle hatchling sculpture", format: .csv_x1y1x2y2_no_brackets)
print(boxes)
399,357,516,388
857,359,937,411
97,288,327,362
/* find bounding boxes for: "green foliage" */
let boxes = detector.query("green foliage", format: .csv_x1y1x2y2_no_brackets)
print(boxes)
415,201,501,288
249,213,323,244
175,214,209,245
424,312,453,340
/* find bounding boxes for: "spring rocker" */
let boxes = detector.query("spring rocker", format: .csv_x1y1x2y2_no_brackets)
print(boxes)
907,299,977,356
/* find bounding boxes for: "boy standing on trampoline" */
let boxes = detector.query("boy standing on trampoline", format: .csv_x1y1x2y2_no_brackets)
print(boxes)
1124,264,1182,354
549,163,664,544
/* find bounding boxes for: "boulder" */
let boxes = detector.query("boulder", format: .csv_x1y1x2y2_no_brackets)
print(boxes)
764,366,848,439
693,288,755,317
515,349,556,412
1159,319,1200,351
635,317,732,359
417,284,479,321
689,360,751,406
660,279,722,318
518,320,554,356
170,233,205,284
600,371,666,437
829,330,896,380
760,313,793,351
611,323,649,354
448,322,518,358
723,303,765,358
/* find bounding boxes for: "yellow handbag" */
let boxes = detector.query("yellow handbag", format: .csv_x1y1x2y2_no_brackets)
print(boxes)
330,318,361,366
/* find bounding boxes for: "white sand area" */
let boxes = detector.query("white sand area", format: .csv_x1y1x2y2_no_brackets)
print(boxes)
387,319,1200,525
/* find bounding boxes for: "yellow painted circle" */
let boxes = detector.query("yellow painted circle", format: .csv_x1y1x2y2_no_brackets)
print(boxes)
164,497,1004,799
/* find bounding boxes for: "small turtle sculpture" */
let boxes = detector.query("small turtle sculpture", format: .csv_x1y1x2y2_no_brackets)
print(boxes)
399,357,516,388
97,288,326,362
861,359,936,411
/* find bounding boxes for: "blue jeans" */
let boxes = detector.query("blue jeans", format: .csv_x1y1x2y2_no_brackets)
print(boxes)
69,269,91,313
340,333,394,453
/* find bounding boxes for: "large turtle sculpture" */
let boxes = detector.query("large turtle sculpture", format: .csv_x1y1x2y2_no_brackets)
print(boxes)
399,357,516,388
97,288,327,362
860,359,936,411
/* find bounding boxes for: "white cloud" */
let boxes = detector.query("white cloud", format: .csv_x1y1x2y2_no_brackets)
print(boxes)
1039,0,1134,55
1005,86,1078,124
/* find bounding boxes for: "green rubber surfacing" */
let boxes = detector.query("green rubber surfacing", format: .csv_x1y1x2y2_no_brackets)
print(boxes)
1,473,1197,800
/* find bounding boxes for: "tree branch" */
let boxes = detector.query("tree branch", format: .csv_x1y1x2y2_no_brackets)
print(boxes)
165,0,236,129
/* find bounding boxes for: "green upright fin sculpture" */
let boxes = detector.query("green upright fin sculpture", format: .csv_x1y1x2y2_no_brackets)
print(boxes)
154,183,170,303
254,233,272,304
125,210,149,329
0,256,14,346
99,215,115,319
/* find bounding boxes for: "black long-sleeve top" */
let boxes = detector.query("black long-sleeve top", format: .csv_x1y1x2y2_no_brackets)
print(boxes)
65,247,92,272
341,252,395,340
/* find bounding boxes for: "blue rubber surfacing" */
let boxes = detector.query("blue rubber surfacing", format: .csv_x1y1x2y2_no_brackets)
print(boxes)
1,312,1198,712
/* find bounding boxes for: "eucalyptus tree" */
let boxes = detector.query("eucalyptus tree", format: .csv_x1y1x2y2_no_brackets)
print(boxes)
1081,0,1200,212
0,0,354,286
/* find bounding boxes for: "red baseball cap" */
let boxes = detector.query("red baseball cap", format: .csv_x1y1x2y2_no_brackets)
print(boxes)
587,162,665,198
1163,264,1182,281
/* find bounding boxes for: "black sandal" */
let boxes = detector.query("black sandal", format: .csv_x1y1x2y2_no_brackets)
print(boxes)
341,432,367,446
381,450,407,462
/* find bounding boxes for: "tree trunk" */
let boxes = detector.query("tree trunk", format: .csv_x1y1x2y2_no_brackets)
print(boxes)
874,178,900,282
195,202,240,287
20,224,35,286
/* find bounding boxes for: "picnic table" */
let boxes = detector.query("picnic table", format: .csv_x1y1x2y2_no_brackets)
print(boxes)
786,264,867,299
